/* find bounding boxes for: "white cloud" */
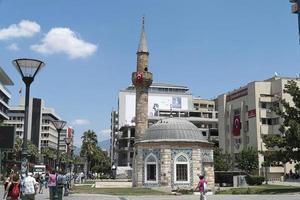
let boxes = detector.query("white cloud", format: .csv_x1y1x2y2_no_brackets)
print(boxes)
98,129,111,141
0,20,40,40
71,119,91,126
7,43,19,51
31,27,97,59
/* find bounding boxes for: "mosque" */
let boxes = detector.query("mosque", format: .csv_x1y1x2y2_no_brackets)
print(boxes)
131,18,215,190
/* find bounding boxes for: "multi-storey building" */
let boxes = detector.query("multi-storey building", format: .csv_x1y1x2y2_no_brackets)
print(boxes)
217,76,300,180
110,110,118,163
0,67,13,121
5,98,69,153
111,83,218,168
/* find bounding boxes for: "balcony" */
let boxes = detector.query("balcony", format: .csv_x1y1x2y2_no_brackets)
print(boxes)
260,124,281,135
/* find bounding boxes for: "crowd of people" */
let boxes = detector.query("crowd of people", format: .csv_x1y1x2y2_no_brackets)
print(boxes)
2,170,73,200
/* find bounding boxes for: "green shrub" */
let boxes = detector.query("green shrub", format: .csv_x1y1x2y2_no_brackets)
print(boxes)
175,188,193,194
245,175,265,185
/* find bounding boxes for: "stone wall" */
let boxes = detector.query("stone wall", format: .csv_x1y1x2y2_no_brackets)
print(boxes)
134,142,215,191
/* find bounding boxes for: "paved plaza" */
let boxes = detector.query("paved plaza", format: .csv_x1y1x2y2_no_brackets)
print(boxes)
1,185,300,200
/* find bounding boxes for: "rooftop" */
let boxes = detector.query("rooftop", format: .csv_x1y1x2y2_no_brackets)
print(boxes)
140,117,209,143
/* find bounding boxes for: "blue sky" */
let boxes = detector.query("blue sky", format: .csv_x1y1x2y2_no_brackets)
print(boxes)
0,1,299,147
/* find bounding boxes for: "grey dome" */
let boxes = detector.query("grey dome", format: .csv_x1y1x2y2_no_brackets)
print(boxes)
141,118,207,142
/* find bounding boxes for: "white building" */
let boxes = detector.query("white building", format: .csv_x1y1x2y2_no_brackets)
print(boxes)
0,67,13,121
111,83,218,172
5,98,70,153
217,76,300,180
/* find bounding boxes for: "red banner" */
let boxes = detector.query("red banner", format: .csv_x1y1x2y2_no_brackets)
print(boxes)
248,109,256,118
232,115,241,136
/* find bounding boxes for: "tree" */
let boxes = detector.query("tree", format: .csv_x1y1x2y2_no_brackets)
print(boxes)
213,146,233,171
12,137,39,163
80,130,99,172
236,147,258,174
80,130,111,174
262,80,300,163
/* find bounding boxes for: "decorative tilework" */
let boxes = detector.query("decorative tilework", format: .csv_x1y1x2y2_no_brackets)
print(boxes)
142,149,161,187
171,149,193,189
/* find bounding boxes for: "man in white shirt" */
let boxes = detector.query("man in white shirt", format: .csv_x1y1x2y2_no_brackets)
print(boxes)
24,172,37,200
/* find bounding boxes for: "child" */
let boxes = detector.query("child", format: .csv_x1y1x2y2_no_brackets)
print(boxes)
197,175,208,200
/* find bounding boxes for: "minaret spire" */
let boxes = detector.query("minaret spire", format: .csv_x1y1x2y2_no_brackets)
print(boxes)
137,16,148,53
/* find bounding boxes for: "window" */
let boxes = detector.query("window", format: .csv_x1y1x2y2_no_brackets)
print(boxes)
261,118,279,125
244,121,249,132
174,154,189,183
202,131,207,136
145,154,158,183
200,104,207,108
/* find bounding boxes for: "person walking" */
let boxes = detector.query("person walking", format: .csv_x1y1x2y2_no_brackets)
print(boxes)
44,172,49,189
47,170,57,200
38,175,44,194
196,175,208,200
3,173,20,200
23,172,37,200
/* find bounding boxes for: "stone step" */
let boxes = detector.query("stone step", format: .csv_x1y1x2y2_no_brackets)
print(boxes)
95,181,132,188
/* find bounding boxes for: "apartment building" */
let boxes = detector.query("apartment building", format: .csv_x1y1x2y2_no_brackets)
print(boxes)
5,98,69,152
217,76,300,180
111,83,218,167
0,67,13,121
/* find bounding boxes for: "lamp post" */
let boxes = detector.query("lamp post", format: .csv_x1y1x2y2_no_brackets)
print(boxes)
64,137,72,196
64,137,72,173
51,120,66,200
12,58,45,199
51,120,66,171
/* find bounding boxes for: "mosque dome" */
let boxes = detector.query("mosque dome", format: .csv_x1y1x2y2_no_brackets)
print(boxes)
141,118,208,142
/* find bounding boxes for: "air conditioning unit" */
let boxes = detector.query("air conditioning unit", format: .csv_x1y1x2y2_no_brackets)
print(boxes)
266,109,272,113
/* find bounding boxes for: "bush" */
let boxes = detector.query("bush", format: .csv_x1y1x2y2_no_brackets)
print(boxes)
245,175,265,185
174,188,193,194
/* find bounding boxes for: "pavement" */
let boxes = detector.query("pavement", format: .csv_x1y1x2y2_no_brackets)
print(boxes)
1,185,300,200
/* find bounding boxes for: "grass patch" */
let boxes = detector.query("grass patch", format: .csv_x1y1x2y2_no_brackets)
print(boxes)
71,185,169,195
83,180,96,184
216,184,300,195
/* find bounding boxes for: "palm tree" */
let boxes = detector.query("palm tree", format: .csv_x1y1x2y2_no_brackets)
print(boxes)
41,147,56,168
80,130,98,172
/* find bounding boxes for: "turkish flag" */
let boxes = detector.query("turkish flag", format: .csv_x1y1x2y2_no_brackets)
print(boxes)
136,72,143,84
232,115,241,136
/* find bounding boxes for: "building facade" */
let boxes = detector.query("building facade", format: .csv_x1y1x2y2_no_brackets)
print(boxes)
0,67,13,121
5,98,70,153
112,84,218,168
217,76,300,180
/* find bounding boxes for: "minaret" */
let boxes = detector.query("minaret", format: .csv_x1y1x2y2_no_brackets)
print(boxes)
132,17,153,141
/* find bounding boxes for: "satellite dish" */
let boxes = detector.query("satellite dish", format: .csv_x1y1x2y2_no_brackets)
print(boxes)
274,72,278,77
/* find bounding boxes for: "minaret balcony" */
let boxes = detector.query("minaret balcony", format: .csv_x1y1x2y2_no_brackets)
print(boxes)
132,71,153,88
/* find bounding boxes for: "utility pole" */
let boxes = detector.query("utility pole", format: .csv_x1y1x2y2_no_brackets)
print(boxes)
290,0,300,44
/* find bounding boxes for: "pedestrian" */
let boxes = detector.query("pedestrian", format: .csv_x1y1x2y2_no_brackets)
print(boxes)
3,175,12,194
3,173,20,200
23,172,37,200
48,170,57,200
44,172,49,189
196,175,208,200
38,175,44,194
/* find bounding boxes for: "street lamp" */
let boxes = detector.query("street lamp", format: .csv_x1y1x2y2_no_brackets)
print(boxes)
64,137,72,172
12,58,45,198
51,120,66,171
51,120,66,200
290,0,300,44
64,137,72,196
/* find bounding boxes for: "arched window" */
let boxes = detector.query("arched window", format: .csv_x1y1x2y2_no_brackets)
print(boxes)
145,154,158,183
174,154,189,183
